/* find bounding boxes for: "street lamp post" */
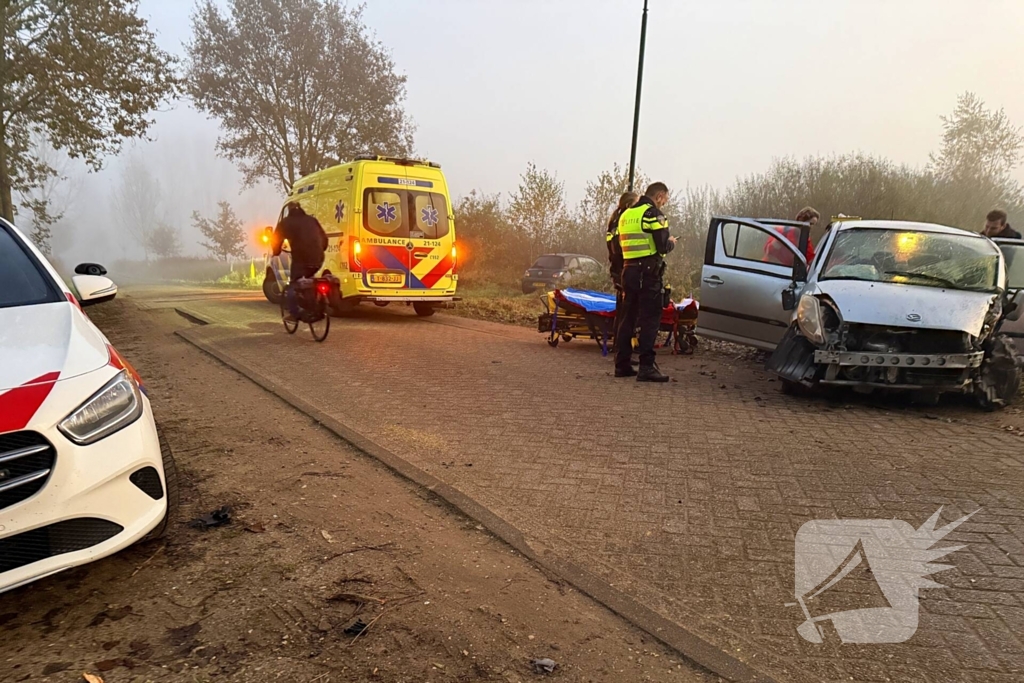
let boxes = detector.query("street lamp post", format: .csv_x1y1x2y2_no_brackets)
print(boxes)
627,0,649,193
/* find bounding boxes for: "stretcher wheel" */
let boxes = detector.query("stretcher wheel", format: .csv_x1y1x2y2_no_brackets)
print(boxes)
560,334,572,343
547,337,559,347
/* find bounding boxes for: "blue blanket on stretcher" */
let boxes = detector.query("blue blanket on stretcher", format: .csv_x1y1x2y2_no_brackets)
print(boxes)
557,288,617,315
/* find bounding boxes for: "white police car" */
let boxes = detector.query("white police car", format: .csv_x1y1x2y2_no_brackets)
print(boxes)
0,217,177,594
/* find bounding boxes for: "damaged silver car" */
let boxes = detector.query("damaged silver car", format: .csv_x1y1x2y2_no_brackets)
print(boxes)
697,218,1024,408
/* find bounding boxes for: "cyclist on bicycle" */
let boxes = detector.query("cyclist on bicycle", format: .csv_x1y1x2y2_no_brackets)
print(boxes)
272,202,328,320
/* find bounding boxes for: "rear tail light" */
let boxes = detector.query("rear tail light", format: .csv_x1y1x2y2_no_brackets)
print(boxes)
350,239,362,272
451,243,458,273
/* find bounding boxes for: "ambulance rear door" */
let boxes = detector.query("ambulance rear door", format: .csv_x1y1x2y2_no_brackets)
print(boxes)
403,175,454,291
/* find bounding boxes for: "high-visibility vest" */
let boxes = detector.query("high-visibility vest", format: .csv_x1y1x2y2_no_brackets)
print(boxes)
617,204,666,259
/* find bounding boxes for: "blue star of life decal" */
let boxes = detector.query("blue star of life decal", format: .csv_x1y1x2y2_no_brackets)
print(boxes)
376,202,397,224
335,200,345,223
420,206,439,227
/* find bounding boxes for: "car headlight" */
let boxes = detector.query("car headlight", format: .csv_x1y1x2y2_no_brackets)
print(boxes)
59,370,143,445
523,270,530,278
553,271,565,278
796,295,826,345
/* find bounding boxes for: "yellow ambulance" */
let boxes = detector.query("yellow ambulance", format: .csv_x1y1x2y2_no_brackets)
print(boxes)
263,156,458,316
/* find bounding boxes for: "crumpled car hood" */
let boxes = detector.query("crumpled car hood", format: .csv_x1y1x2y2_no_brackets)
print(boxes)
814,280,997,337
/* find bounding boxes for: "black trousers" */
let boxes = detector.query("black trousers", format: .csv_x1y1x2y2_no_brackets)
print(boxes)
614,259,663,370
610,272,624,353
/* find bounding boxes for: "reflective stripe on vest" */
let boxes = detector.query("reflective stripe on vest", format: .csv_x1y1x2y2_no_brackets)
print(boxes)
617,205,657,259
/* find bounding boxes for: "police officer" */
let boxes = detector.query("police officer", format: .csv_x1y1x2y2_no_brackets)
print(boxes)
614,182,676,382
607,191,638,354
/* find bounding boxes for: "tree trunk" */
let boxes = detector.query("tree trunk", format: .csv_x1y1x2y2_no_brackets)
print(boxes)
0,135,13,223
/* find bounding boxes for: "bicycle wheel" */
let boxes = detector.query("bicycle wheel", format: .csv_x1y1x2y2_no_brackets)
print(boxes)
309,295,330,342
281,293,299,334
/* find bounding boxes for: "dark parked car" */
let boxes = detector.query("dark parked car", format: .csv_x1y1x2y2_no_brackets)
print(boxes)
521,253,603,294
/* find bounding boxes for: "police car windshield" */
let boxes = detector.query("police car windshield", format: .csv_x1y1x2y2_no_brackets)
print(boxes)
0,223,61,309
533,255,564,270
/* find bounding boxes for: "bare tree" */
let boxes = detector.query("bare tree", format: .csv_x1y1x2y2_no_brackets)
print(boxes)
148,222,182,259
19,134,84,255
110,151,162,260
930,92,1024,184
185,0,414,192
508,164,569,261
193,201,246,261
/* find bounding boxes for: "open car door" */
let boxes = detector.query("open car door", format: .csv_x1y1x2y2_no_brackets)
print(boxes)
696,217,808,350
994,238,1024,342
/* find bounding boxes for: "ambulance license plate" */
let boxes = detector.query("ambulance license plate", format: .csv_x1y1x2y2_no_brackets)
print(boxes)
370,272,404,285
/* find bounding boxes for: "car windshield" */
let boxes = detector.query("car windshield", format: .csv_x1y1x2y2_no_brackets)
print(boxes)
533,255,564,270
821,228,1000,292
0,224,60,309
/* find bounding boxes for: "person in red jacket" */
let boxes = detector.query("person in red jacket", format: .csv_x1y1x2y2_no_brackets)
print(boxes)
764,207,819,266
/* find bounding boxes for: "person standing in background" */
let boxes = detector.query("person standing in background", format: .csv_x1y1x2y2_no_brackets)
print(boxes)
983,209,1022,239
607,191,638,354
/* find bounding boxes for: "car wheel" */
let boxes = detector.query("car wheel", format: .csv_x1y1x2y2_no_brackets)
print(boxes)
414,302,436,317
262,270,282,304
141,430,179,542
975,334,1020,411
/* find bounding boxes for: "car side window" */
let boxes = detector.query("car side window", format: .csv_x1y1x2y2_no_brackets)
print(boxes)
566,258,579,272
722,222,783,263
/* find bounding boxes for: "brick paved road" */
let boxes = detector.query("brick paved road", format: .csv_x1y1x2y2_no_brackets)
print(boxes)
154,290,1024,682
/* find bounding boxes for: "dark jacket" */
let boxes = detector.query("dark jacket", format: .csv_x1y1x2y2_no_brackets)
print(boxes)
993,223,1023,239
273,211,328,269
607,208,627,280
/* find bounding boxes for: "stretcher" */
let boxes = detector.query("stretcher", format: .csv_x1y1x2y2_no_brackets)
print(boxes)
537,288,699,356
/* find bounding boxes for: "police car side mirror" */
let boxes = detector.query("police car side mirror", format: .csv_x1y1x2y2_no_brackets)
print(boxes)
72,275,118,306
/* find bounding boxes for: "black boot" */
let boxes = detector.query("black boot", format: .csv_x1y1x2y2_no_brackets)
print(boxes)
637,364,669,383
615,365,638,378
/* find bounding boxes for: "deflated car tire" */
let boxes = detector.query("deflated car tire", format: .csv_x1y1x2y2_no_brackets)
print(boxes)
975,335,1022,411
141,430,180,542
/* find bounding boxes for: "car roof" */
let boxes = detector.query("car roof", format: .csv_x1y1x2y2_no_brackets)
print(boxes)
538,253,593,259
831,219,979,237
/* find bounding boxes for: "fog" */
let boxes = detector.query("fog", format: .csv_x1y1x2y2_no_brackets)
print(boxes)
40,0,1024,267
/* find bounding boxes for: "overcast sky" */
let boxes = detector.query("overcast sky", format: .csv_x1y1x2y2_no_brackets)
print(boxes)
61,0,1024,261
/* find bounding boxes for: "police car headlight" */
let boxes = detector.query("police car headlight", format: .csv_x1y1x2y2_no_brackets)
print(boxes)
796,295,826,346
59,370,143,445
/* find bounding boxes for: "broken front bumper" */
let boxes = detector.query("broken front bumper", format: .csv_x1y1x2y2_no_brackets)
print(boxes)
812,350,984,369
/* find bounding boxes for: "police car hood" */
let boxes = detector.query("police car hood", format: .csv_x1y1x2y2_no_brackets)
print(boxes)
814,280,998,337
0,301,110,392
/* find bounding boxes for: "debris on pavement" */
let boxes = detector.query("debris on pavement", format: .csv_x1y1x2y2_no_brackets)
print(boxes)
188,506,232,530
343,618,367,636
321,529,335,543
530,657,557,674
244,521,266,533
82,674,105,683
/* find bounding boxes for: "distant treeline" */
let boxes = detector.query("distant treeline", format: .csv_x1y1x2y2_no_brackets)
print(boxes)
455,93,1024,295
